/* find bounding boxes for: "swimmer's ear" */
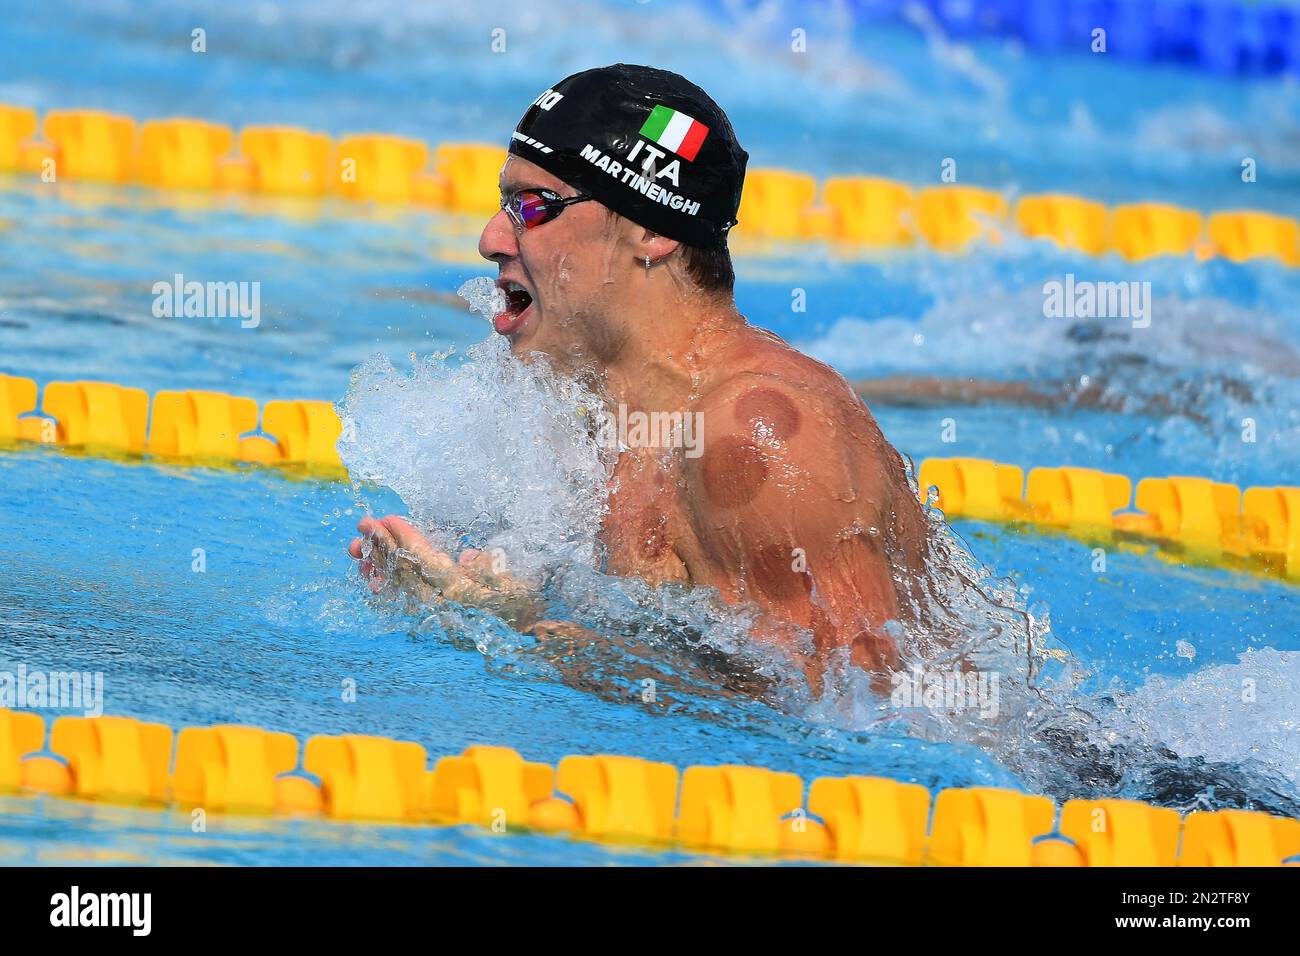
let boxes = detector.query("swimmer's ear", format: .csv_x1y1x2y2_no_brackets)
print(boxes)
630,227,680,265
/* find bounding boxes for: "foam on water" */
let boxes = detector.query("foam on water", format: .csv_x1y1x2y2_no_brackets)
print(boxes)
1135,83,1300,175
1121,648,1300,789
798,276,1300,478
800,273,1300,381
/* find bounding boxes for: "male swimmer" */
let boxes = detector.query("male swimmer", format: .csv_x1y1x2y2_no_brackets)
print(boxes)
348,64,931,677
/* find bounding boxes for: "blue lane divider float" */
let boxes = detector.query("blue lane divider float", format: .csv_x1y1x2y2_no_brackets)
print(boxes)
711,0,1300,76
936,0,1300,75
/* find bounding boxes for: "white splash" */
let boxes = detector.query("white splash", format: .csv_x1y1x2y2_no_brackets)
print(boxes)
456,276,506,324
338,333,613,580
1115,648,1300,790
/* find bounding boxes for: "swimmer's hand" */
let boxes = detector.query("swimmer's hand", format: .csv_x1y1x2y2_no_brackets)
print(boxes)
347,515,544,630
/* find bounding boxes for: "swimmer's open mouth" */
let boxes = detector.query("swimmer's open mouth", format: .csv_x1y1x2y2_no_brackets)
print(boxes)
493,279,534,336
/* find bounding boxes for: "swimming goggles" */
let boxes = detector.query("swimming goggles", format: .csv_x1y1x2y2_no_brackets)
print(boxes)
501,187,595,231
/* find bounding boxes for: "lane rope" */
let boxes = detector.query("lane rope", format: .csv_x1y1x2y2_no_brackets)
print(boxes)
4,709,1297,865
3,374,1296,585
1,104,1296,264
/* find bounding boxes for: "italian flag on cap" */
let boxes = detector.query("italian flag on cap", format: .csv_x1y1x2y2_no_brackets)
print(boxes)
639,105,710,161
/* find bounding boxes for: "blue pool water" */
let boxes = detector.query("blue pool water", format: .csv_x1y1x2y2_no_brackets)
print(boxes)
1,0,1299,864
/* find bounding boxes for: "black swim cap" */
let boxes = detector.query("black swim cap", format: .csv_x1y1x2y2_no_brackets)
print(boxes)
507,64,748,249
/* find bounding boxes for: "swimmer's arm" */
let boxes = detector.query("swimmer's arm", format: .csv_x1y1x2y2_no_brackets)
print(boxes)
851,375,1063,409
851,375,1219,425
350,517,606,643
349,516,548,630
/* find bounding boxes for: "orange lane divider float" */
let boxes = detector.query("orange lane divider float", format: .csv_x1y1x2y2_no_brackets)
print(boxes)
0,373,343,472
3,709,1298,866
918,457,1300,583
1015,194,1109,257
2,103,1299,266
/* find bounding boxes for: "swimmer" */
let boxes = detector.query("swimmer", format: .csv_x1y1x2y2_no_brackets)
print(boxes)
348,64,932,678
851,316,1298,423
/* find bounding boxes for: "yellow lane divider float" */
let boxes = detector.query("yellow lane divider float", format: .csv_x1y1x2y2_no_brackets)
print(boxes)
0,373,342,471
0,103,1298,265
0,104,504,214
919,457,1300,582
3,373,1298,585
3,709,1298,865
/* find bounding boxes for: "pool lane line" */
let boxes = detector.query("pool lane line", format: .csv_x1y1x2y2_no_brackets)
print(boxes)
4,711,1298,865
917,457,1300,584
0,105,1297,265
3,375,1296,587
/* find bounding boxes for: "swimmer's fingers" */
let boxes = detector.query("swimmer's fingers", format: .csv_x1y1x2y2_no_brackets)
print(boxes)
347,537,381,589
366,516,466,596
356,517,393,567
382,516,448,564
352,518,397,589
353,517,429,597
357,515,425,551
356,515,385,538
358,517,538,623
356,516,439,567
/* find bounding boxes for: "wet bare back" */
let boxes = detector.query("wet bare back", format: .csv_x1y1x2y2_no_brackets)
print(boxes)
598,322,931,674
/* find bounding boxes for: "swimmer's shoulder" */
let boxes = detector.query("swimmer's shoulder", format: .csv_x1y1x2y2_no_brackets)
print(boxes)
685,329,898,516
696,325,877,429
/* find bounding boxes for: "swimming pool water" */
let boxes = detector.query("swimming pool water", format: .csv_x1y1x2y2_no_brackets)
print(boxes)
1,0,1299,864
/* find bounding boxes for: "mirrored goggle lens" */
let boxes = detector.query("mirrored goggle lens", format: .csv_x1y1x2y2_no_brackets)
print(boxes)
515,193,553,228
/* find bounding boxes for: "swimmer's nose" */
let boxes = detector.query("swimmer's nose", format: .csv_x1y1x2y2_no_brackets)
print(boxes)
479,208,519,263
